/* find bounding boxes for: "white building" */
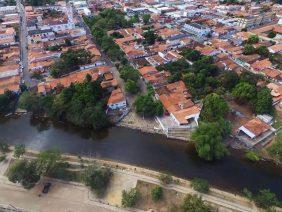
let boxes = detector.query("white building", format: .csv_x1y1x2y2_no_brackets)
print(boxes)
183,23,211,38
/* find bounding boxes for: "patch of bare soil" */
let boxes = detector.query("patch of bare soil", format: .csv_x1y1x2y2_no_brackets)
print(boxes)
135,181,185,212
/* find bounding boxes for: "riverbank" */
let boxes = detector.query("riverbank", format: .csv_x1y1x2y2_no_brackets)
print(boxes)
2,147,272,212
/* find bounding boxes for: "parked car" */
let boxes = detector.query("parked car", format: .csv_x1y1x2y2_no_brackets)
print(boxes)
42,182,52,194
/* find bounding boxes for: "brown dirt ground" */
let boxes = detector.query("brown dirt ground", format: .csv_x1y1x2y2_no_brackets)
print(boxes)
135,181,185,212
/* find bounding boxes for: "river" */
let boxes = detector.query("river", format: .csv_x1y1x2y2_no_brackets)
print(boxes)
0,115,281,199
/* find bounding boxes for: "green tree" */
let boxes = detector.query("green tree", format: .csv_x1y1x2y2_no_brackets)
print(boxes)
192,122,229,161
180,194,212,212
220,71,239,91
35,149,62,176
243,44,256,55
256,46,270,57
200,93,229,122
232,82,256,104
191,178,210,193
254,87,273,114
134,94,163,117
83,165,112,196
268,31,277,38
119,65,140,82
181,49,202,61
254,189,278,209
142,14,151,25
14,144,25,158
121,188,140,208
142,30,157,45
0,141,9,153
247,35,259,44
8,159,40,189
151,186,163,202
245,151,260,162
0,90,18,115
125,80,140,94
267,136,282,163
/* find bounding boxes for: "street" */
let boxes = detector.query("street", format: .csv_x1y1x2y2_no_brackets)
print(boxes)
16,0,38,88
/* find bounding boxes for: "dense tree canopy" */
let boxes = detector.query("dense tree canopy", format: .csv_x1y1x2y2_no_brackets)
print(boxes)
51,49,92,78
192,122,229,161
119,65,140,82
243,44,256,55
125,80,140,94
254,87,273,114
19,79,110,130
267,134,282,163
220,71,239,91
200,93,229,122
256,46,270,57
142,14,151,25
247,35,259,44
134,94,163,117
0,90,18,115
142,30,157,45
232,82,257,104
181,49,202,62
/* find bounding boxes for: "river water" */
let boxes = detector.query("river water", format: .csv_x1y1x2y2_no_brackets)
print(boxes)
0,115,281,198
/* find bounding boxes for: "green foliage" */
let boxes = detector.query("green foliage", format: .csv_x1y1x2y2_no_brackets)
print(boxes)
254,87,273,114
51,49,92,78
121,188,140,208
192,122,229,161
142,30,157,45
14,144,25,158
0,141,9,153
83,165,112,196
159,173,173,184
151,186,163,202
142,14,151,25
243,188,253,200
254,189,279,209
0,90,18,115
0,155,6,162
256,46,270,57
245,151,260,162
35,149,62,176
31,71,43,80
232,82,256,104
180,194,213,212
48,162,81,182
267,135,282,163
247,35,259,44
8,159,40,189
243,44,256,55
134,94,163,117
200,93,229,122
181,48,202,62
20,80,109,130
268,31,277,38
119,65,140,82
191,178,210,193
220,71,239,91
125,80,140,94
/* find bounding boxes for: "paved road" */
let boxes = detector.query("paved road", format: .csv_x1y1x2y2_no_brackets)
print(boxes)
16,0,38,88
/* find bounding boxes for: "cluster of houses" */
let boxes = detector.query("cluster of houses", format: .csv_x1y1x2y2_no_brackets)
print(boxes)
0,5,21,95
22,2,125,112
89,0,282,147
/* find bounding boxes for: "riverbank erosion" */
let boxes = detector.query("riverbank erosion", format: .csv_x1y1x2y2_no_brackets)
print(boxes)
1,148,277,212
0,115,282,200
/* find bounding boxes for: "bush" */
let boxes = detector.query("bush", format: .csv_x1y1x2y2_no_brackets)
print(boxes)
159,173,173,185
191,178,210,193
0,141,9,153
0,154,6,162
180,194,212,212
8,159,40,189
121,188,140,208
254,189,279,209
83,165,112,196
245,151,260,162
14,144,25,158
151,186,163,202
